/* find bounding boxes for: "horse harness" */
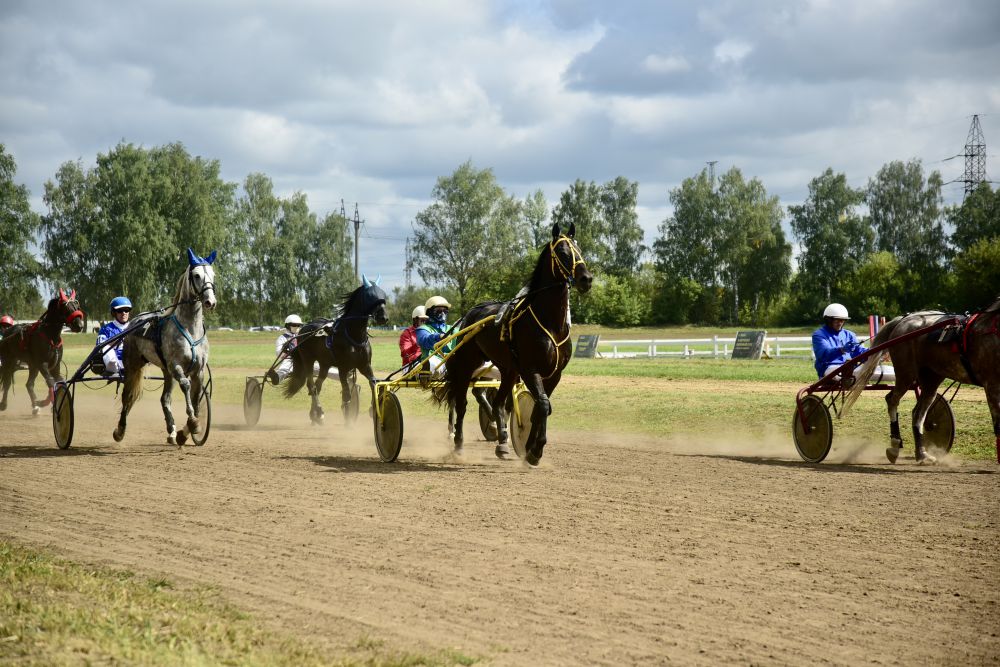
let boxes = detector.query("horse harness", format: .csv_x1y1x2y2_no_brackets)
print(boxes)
18,290,84,354
498,235,586,380
926,308,1000,387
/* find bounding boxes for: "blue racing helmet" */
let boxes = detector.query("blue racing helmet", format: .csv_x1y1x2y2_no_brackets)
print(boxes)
109,296,132,312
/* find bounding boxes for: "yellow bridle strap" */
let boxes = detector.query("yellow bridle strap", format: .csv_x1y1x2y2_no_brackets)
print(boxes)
549,236,586,283
528,304,570,380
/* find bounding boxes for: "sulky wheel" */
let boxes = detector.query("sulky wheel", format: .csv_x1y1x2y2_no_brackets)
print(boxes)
509,389,535,460
243,376,264,427
917,393,955,455
191,385,212,447
792,394,833,463
478,387,499,442
52,383,74,450
373,390,403,462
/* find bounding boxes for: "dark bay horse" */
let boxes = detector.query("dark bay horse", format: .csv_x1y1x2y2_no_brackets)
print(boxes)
115,249,217,445
435,223,592,465
283,275,388,424
0,290,85,414
849,295,1000,464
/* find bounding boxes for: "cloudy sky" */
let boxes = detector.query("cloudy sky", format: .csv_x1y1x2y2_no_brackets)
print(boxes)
2,0,999,290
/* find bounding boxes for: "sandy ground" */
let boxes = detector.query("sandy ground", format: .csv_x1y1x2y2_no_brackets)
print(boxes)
1,388,998,666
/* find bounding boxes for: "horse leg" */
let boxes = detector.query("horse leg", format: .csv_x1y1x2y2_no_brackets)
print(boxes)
115,363,147,443
25,366,40,415
170,364,196,445
984,382,1000,464
157,373,179,444
884,388,906,463
313,372,328,425
492,374,517,459
452,390,467,452
187,370,204,435
523,373,551,466
912,377,944,464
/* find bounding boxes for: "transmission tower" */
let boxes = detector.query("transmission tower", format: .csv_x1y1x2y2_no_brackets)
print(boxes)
706,160,718,190
962,114,988,198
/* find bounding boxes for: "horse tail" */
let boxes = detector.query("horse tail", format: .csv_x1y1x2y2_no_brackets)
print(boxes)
280,342,310,398
120,357,145,411
842,315,906,416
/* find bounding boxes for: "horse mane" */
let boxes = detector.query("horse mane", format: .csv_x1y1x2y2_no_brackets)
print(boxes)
525,241,553,294
163,269,190,317
338,286,362,315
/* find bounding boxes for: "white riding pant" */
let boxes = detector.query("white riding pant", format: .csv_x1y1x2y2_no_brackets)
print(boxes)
426,356,499,381
274,359,339,382
823,363,895,385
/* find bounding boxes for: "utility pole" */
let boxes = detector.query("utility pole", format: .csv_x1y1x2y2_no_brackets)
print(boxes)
352,203,363,283
706,160,718,190
962,114,988,199
404,237,412,290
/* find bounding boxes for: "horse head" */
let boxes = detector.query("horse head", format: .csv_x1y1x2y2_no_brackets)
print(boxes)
57,289,85,332
359,274,388,326
186,249,218,310
550,223,592,293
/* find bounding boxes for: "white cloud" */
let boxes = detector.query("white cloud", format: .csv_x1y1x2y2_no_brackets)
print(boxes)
643,54,691,74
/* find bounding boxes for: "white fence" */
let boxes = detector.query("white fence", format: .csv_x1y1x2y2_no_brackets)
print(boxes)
598,336,814,360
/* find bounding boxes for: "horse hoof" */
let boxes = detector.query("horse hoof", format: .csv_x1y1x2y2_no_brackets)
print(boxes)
495,445,513,460
885,446,901,464
112,429,125,442
917,452,938,465
175,430,188,446
525,453,540,467
32,406,41,416
187,419,200,435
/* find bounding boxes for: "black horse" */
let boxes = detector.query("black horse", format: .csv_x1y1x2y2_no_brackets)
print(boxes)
0,290,86,414
283,276,388,424
435,223,592,465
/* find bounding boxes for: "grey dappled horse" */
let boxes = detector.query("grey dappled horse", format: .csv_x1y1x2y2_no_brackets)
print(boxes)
848,295,1000,464
115,249,217,445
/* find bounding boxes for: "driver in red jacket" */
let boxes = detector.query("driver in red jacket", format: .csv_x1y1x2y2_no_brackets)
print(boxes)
398,305,427,366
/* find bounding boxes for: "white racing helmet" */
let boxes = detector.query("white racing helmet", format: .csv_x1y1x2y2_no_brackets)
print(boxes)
411,305,427,320
284,314,303,326
823,303,849,319
425,296,451,310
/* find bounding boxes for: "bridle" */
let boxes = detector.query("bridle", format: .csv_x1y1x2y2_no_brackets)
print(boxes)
185,265,216,305
55,289,85,326
549,235,587,287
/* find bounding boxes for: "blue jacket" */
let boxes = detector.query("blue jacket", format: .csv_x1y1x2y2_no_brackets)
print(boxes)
97,320,128,361
416,320,454,360
812,324,866,377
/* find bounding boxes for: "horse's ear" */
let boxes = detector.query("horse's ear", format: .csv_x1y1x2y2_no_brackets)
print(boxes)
68,289,76,300
362,273,370,287
374,274,382,286
568,222,576,239
551,223,561,242
59,289,67,301
206,250,217,265
187,248,198,266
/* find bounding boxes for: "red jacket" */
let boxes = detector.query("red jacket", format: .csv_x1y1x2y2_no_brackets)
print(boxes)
399,325,421,365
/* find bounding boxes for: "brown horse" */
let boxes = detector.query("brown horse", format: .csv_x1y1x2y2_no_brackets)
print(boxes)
850,295,1000,464
0,290,85,414
434,223,592,465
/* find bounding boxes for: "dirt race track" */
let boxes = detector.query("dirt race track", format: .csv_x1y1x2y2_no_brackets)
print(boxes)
2,390,999,666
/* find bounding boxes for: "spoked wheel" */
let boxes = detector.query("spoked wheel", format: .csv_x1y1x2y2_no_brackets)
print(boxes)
191,386,212,447
917,393,955,454
205,364,214,398
792,394,833,463
243,376,264,427
509,389,535,460
52,383,74,450
373,390,403,463
478,387,499,442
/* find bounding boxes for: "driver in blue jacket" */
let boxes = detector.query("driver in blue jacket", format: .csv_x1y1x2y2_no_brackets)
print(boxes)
812,303,866,379
96,296,132,375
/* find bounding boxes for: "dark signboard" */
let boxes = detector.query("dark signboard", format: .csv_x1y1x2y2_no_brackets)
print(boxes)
574,334,601,359
731,330,766,360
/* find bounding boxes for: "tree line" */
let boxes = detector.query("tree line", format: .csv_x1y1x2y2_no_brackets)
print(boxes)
2,141,998,328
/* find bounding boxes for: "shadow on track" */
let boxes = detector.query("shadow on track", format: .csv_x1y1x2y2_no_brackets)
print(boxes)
677,453,997,475
276,454,496,474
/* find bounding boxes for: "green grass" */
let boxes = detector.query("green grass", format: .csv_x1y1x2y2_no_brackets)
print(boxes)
0,541,480,667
